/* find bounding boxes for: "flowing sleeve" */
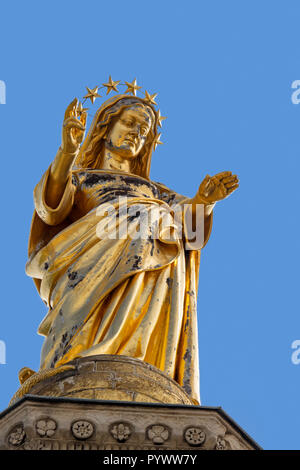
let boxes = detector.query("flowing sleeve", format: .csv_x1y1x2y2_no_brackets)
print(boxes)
155,181,213,250
34,166,77,226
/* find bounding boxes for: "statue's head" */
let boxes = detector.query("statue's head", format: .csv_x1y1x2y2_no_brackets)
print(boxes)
75,95,159,179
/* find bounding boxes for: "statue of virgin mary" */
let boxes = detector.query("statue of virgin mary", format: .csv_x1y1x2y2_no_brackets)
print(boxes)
25,92,238,405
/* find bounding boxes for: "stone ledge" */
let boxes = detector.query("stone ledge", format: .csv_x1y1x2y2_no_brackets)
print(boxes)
0,395,261,450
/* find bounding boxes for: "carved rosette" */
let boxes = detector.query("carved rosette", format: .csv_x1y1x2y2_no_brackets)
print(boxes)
7,424,26,447
36,418,57,437
184,427,206,446
147,425,170,445
71,420,94,440
110,422,132,442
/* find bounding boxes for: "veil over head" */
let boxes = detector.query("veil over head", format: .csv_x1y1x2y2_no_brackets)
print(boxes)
74,94,159,180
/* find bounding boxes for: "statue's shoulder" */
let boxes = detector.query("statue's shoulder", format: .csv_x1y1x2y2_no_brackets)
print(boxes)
154,181,188,205
71,169,120,188
154,181,169,191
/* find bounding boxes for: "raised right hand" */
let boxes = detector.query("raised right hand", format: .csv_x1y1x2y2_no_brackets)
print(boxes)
61,98,87,154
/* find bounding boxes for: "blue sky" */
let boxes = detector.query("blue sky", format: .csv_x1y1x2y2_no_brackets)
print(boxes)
0,0,300,450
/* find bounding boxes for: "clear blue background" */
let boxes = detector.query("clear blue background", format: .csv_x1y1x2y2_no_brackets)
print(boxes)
0,0,299,450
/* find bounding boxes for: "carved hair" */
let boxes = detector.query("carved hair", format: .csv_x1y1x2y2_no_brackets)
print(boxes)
76,97,157,179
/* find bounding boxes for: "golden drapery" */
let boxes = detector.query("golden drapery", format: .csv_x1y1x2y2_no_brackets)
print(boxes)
26,168,212,404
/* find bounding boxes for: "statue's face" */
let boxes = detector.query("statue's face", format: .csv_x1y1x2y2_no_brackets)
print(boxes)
105,106,152,158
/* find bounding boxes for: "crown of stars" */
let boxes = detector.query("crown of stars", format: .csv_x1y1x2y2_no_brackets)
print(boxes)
83,87,102,104
156,109,166,128
153,133,163,150
124,78,142,96
144,90,158,106
79,76,166,151
77,102,89,116
102,75,121,95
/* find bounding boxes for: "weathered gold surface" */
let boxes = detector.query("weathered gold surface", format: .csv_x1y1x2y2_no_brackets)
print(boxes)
25,84,239,404
18,367,35,385
10,365,76,405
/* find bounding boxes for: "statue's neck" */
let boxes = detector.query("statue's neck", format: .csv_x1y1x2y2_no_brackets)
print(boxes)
101,148,132,173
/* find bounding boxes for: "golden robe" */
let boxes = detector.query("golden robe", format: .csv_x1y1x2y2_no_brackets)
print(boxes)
26,168,212,404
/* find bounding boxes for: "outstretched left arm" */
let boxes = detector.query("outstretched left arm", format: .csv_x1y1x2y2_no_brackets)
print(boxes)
183,171,239,249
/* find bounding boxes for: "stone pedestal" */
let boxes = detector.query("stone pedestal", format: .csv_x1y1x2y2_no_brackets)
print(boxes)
0,395,260,450
0,355,261,450
10,355,194,406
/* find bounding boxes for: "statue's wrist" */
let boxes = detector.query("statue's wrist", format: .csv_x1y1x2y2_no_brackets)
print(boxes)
59,146,79,157
51,147,78,181
191,194,214,207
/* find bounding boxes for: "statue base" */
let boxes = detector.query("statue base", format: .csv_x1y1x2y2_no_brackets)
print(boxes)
9,355,194,406
1,355,261,450
0,395,260,450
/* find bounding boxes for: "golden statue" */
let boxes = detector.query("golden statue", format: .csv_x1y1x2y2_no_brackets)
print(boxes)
25,80,239,405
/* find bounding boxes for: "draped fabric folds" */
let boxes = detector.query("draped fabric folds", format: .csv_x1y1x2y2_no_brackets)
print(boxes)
26,169,212,404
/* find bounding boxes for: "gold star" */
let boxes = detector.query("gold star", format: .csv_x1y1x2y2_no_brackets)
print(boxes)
153,133,163,150
144,90,158,105
83,86,102,104
77,101,89,116
102,76,121,95
156,109,166,127
124,78,142,96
